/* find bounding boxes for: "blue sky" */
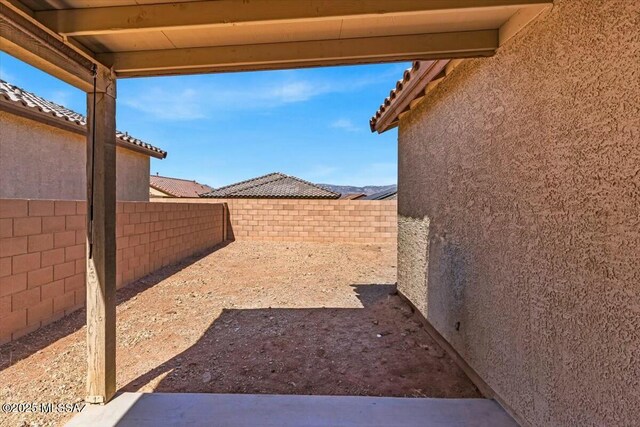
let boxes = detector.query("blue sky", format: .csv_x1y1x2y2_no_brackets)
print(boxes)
0,53,403,187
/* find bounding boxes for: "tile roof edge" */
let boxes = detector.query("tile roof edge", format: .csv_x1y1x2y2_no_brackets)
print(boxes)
149,178,212,197
200,172,285,197
369,59,451,134
116,132,167,159
149,182,176,192
280,174,340,198
148,184,177,196
200,172,340,198
150,174,206,183
0,79,167,159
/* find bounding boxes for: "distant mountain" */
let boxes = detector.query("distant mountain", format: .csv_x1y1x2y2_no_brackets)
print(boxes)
319,184,397,196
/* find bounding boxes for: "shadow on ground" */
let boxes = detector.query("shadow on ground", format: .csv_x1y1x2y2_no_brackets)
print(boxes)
121,284,480,398
0,242,231,372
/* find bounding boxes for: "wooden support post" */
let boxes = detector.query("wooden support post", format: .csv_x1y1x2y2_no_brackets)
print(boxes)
85,72,117,404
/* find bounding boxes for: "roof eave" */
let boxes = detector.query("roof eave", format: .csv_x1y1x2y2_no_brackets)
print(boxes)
118,141,167,159
0,96,167,159
370,59,450,134
148,183,178,197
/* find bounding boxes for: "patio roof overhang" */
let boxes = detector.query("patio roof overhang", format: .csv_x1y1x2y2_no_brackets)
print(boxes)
2,0,551,83
0,0,552,406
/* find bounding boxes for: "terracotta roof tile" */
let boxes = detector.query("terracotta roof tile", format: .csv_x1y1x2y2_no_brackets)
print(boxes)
150,175,213,198
370,60,450,133
0,79,167,159
201,173,340,199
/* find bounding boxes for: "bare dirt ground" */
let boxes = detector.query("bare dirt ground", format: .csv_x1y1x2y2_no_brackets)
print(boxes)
0,241,480,426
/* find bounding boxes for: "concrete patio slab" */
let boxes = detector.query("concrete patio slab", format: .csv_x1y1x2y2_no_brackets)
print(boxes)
65,393,517,427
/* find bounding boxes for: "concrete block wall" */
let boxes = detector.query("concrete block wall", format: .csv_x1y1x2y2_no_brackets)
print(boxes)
226,199,397,243
0,199,225,344
153,198,397,244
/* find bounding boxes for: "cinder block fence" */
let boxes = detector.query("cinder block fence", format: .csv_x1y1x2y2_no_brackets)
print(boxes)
0,199,226,344
154,198,398,244
1,197,397,344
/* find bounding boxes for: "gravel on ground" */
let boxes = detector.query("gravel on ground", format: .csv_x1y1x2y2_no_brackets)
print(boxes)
0,241,480,426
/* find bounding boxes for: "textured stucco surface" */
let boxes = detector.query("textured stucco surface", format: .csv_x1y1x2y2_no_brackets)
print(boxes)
397,215,430,316
397,0,640,425
115,146,151,202
0,112,150,201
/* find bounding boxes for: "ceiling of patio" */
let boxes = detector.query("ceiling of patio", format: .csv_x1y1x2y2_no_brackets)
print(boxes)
5,0,552,78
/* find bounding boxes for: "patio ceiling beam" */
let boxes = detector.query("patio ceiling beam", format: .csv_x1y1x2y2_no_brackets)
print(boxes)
0,3,112,94
98,30,498,78
34,0,553,36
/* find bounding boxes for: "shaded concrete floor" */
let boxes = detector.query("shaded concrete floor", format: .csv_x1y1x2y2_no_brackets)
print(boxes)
65,393,517,427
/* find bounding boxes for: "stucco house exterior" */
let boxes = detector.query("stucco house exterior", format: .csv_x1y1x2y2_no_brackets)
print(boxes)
371,1,639,426
0,80,166,201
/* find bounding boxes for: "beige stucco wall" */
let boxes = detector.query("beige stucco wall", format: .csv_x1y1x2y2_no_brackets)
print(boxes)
397,0,640,426
0,112,150,201
115,145,150,202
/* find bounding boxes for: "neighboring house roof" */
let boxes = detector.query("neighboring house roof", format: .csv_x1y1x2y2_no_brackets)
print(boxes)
150,175,213,198
201,172,340,199
364,187,398,200
370,60,451,134
340,193,366,200
0,79,167,159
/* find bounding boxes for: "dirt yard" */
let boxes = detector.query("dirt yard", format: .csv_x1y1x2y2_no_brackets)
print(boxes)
0,241,480,426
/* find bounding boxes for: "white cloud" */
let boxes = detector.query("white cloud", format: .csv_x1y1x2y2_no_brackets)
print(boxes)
303,165,339,181
121,79,328,121
47,90,73,107
0,66,17,84
122,86,206,120
328,162,397,186
266,81,329,103
119,66,406,122
330,118,360,133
